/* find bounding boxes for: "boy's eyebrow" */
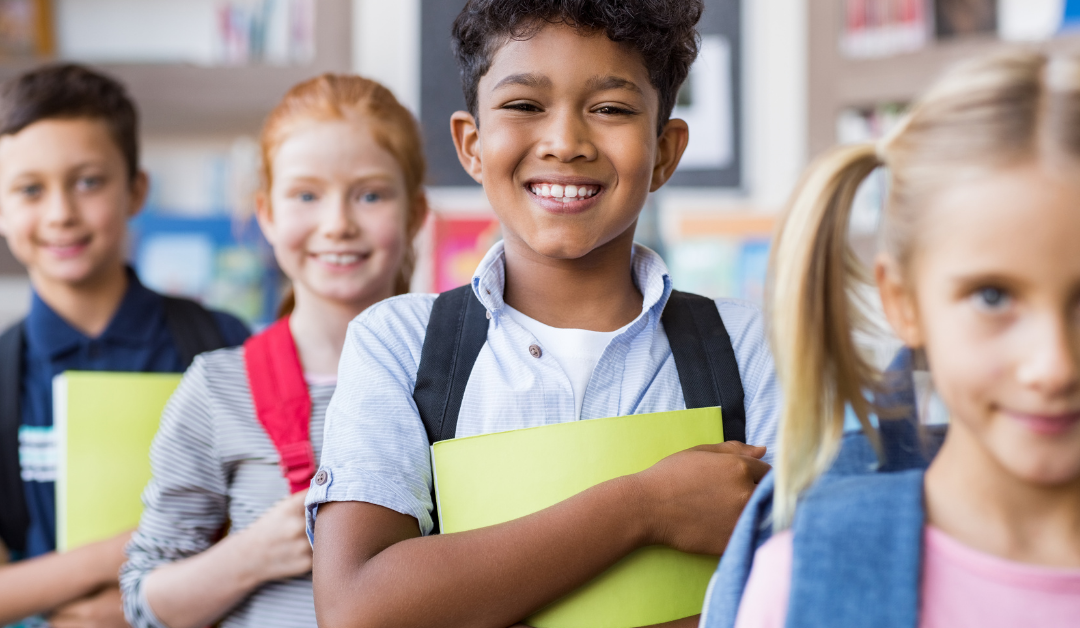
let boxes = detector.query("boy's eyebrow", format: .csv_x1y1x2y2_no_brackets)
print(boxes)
492,73,552,91
586,75,644,95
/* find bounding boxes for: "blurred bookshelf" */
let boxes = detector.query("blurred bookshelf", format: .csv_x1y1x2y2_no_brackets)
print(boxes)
0,0,354,325
809,0,1080,158
0,0,352,136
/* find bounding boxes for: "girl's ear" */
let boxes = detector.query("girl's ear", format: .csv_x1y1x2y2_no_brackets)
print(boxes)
876,253,924,348
409,192,430,238
254,191,276,244
450,111,483,185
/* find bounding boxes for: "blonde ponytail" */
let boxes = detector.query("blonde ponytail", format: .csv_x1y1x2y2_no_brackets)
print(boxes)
771,143,883,529
769,49,1080,529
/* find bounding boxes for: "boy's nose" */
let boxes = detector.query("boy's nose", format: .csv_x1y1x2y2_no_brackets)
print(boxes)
538,111,597,163
44,189,79,225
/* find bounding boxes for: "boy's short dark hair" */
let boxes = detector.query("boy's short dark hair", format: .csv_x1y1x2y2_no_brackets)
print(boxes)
0,64,139,180
452,0,703,134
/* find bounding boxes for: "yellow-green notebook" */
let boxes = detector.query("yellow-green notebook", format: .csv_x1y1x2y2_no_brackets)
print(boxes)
54,371,182,552
432,406,724,628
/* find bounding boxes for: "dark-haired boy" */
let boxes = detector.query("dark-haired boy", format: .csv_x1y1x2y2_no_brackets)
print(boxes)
309,2,779,627
0,64,249,626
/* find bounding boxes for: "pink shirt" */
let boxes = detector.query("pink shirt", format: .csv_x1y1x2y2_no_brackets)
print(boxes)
734,527,1080,628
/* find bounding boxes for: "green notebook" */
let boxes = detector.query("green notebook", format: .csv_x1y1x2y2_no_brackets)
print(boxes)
431,406,725,628
53,371,182,552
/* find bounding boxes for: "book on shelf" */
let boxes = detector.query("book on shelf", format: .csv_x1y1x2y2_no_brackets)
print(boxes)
841,0,930,59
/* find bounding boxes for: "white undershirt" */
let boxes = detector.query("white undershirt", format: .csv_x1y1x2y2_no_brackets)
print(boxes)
503,305,627,419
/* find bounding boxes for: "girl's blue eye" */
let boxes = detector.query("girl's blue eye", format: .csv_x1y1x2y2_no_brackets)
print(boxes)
77,176,104,191
361,192,381,203
299,192,317,202
973,287,1011,311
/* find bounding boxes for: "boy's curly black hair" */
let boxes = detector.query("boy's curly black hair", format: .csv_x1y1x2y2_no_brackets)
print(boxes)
452,0,703,134
0,64,139,181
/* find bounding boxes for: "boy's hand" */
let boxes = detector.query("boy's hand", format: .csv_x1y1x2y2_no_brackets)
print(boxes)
46,585,127,628
633,441,769,556
236,491,313,584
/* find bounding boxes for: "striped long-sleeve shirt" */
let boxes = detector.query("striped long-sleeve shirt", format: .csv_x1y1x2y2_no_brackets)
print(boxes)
121,346,332,628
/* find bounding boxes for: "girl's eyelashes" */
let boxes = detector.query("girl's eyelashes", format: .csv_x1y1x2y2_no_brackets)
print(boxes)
971,286,1013,312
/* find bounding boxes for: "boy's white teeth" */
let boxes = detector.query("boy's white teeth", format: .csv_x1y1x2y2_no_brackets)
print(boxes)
317,253,361,265
529,183,600,201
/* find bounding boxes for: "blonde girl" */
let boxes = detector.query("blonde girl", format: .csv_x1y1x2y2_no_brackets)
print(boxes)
119,75,427,628
717,50,1080,627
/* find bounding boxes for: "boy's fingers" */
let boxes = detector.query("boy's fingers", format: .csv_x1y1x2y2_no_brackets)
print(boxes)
690,441,766,457
743,457,771,483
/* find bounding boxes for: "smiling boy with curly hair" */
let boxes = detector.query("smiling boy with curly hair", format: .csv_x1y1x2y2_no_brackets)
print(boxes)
308,2,781,627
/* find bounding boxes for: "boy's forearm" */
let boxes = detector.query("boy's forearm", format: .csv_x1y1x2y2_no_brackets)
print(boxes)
142,532,266,628
0,539,122,624
314,474,653,628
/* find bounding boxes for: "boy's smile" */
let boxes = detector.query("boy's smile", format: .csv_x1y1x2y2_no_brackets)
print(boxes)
451,22,688,262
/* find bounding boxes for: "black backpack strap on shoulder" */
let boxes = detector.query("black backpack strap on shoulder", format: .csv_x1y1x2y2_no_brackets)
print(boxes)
0,322,29,553
414,285,490,445
162,296,227,368
413,285,490,534
661,290,746,443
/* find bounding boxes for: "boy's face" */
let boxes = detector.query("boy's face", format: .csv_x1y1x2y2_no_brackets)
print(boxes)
0,118,147,289
451,23,688,261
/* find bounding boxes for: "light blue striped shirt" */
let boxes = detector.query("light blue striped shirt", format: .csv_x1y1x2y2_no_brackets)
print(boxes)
306,242,781,537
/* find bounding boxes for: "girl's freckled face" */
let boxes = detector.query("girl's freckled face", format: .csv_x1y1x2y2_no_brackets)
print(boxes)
260,120,410,309
908,162,1080,485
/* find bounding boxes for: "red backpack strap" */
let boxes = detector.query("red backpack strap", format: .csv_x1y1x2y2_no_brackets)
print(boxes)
244,317,315,493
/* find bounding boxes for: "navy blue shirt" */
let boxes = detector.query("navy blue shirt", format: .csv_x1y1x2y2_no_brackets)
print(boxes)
19,269,249,557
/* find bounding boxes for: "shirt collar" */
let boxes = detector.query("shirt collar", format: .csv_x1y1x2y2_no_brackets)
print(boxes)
471,240,674,319
25,268,166,358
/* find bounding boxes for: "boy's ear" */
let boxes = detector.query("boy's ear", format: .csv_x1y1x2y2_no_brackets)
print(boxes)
450,111,484,185
876,253,924,349
128,171,150,218
649,118,690,192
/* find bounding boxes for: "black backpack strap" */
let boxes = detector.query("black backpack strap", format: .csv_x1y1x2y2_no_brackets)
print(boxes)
162,296,228,368
0,322,29,553
661,290,746,443
413,285,490,533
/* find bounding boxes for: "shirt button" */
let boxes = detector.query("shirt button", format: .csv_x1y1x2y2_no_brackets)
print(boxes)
529,344,542,359
486,310,492,320
314,469,328,486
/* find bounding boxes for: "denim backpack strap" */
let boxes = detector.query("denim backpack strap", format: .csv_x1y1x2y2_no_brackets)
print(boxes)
661,291,746,442
787,469,925,628
699,471,776,628
413,285,490,534
0,321,28,553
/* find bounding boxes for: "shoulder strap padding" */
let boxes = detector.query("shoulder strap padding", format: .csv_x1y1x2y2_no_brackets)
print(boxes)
162,296,227,369
787,470,925,628
0,322,28,552
414,285,490,447
413,285,490,535
661,291,746,443
244,318,315,494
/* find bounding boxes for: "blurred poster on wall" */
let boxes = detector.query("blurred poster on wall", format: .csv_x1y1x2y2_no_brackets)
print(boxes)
0,0,52,58
935,0,996,38
671,35,733,171
665,213,774,305
433,214,501,293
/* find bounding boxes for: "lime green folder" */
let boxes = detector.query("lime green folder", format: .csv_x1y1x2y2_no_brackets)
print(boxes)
431,406,725,628
54,371,182,552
